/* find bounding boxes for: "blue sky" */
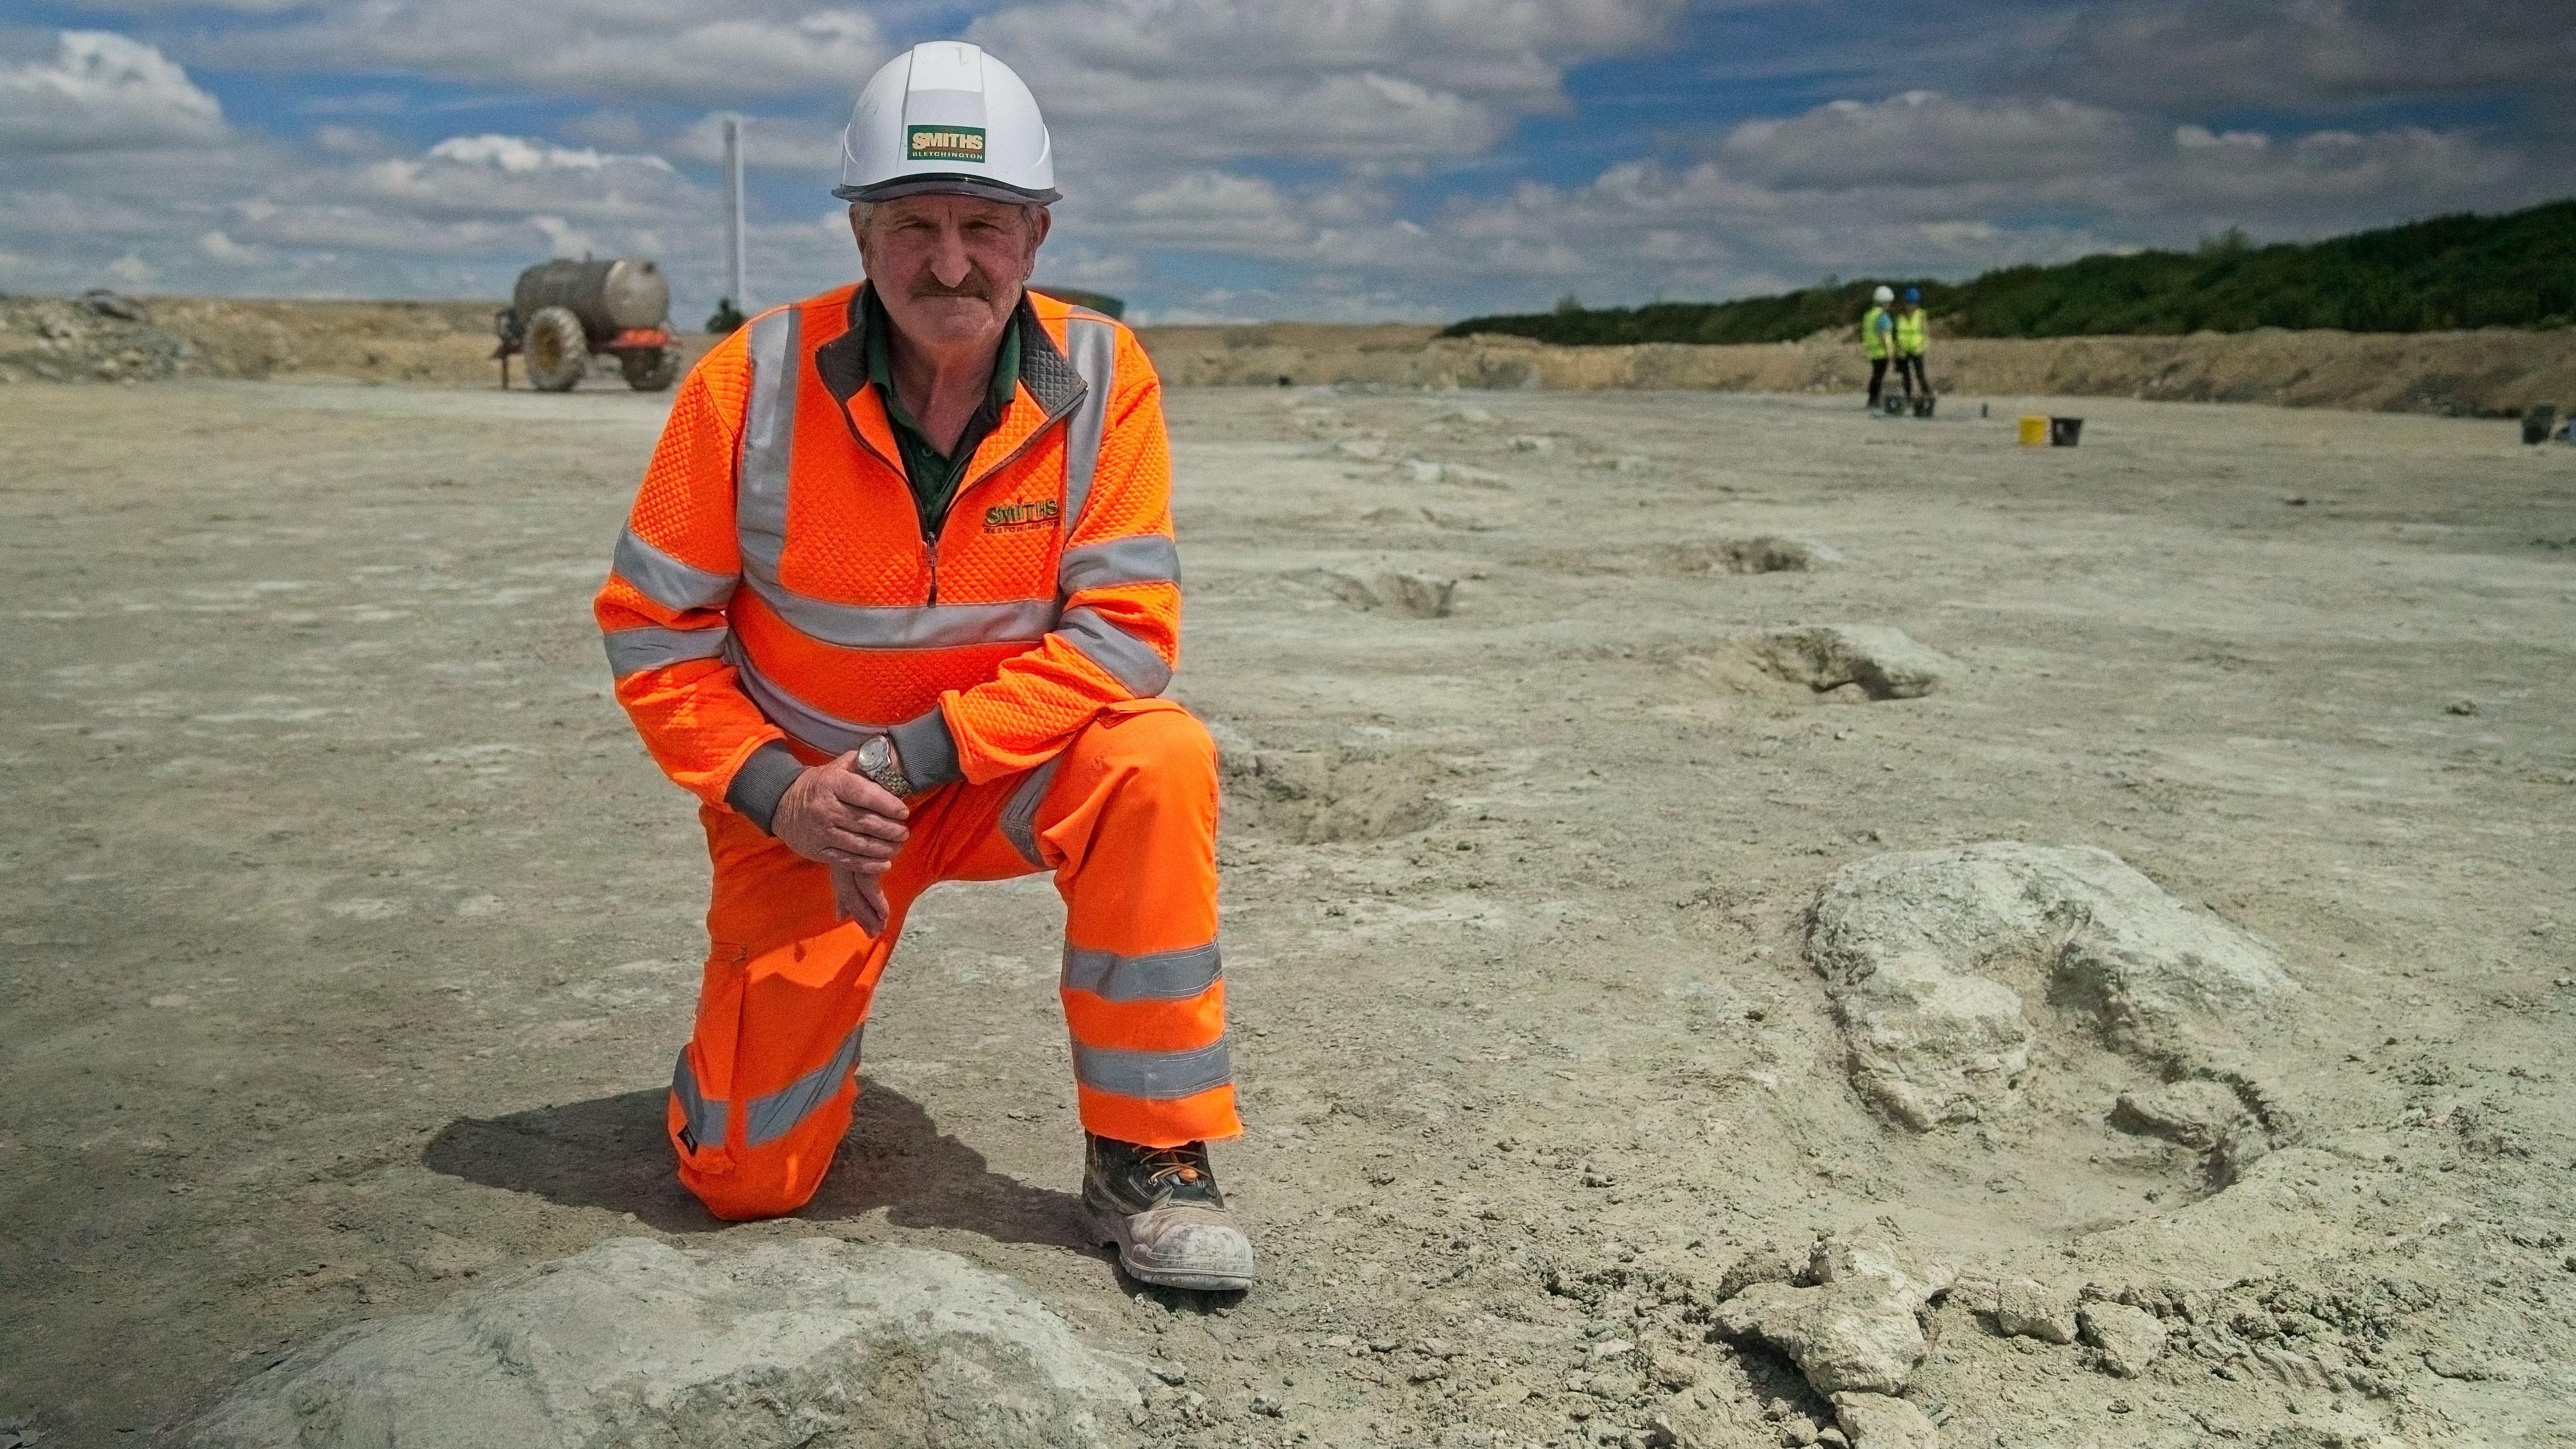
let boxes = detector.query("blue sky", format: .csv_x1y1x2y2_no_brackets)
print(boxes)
2,1,2566,323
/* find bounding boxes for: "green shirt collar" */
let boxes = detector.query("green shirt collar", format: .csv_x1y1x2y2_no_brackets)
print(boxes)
862,285,1021,449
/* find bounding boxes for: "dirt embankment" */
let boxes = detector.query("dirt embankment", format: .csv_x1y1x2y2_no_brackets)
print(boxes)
1141,322,2576,417
8,292,2573,417
0,295,720,388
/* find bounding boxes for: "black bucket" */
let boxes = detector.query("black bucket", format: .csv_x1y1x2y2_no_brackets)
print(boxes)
2525,405,2559,446
2050,417,2084,446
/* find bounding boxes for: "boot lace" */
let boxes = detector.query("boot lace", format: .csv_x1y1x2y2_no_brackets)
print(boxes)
1139,1145,1206,1189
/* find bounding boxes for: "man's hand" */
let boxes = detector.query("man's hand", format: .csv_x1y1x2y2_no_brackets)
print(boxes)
830,864,890,936
773,751,910,874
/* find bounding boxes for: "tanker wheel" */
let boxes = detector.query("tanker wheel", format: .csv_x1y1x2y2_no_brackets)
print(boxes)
621,346,679,392
522,306,589,392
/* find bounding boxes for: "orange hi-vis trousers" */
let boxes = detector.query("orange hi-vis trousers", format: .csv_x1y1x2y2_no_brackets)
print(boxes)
666,699,1238,1222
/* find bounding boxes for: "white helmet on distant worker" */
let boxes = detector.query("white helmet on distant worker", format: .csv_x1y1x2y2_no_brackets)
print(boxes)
1873,285,1895,304
837,41,1059,206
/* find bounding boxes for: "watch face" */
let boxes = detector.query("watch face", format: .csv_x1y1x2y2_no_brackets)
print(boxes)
857,735,891,770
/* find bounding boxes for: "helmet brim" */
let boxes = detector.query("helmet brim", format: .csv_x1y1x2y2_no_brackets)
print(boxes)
834,174,1061,206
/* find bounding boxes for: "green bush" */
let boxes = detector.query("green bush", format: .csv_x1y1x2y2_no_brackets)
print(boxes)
1440,199,2576,344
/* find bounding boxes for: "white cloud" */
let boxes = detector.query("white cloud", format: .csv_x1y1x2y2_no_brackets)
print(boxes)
971,0,1686,165
196,228,268,263
1716,91,2141,190
674,112,848,172
191,4,889,102
2017,0,2572,112
0,30,225,153
423,134,668,174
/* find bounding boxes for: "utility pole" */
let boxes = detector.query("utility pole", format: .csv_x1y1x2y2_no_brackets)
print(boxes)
723,114,749,313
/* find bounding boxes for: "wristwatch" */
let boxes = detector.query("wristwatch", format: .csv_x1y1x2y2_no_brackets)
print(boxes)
854,734,912,799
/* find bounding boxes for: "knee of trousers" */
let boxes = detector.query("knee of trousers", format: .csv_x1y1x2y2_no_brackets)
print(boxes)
1086,706,1218,819
667,1086,854,1222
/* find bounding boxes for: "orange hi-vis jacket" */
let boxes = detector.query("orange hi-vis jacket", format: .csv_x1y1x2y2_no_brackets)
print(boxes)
593,284,1179,816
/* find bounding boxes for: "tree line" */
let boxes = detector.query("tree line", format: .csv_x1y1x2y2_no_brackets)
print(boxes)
1439,199,2576,345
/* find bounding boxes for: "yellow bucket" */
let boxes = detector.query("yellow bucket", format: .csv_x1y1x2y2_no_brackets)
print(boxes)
2017,415,2048,447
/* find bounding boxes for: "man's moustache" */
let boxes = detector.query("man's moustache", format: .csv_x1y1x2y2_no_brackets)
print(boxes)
911,281,994,301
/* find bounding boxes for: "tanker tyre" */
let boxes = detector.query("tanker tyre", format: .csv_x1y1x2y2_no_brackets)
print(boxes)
523,306,589,392
621,346,680,392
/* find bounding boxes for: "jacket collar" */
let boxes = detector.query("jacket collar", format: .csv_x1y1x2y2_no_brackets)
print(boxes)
813,283,1082,418
809,284,1091,499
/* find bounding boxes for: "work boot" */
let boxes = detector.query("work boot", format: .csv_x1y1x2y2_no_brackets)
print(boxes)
1082,1134,1256,1291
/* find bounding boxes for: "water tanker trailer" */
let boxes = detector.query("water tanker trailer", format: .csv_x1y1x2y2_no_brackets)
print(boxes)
492,258,679,392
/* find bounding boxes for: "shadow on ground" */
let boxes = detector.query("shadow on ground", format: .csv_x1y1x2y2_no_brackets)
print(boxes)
423,1077,1085,1247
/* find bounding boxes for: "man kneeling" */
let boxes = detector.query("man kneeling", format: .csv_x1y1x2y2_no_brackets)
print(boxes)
592,41,1251,1290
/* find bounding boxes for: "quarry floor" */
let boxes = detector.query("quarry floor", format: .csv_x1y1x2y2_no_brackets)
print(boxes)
2,378,2574,1448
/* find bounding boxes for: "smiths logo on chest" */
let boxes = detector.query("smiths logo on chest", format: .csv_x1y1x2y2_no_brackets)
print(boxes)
984,498,1059,532
906,126,987,163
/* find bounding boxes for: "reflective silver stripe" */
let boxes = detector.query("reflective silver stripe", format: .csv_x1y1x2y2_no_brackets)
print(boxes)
743,590,1059,651
1059,534,1179,594
731,306,1061,653
1062,942,1222,1002
735,306,800,603
725,639,896,754
745,1023,864,1147
1057,607,1172,695
1071,1039,1233,1100
1062,313,1117,531
670,1047,727,1150
603,624,729,677
1000,756,1064,867
613,528,735,612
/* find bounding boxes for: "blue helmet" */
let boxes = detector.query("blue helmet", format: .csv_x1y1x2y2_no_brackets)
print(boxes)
1901,287,1922,302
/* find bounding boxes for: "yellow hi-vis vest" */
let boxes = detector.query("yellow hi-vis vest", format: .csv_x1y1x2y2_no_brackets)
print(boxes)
1861,306,1891,360
1895,308,1928,357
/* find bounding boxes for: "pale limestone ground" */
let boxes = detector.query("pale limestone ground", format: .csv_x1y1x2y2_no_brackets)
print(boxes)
1,379,2573,1447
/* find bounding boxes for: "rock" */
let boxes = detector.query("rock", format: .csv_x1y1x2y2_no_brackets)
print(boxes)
1400,457,1511,488
1319,568,1459,618
2109,1079,2247,1148
1712,1234,1955,1396
1742,625,1951,700
1716,1239,1814,1299
2110,1079,2273,1181
1334,437,1386,461
1508,434,1555,452
1660,537,1831,574
1781,1411,1820,1444
1830,1392,1937,1449
186,1237,1139,1448
1805,843,2299,1129
1991,1278,2077,1345
2078,1301,2168,1378
81,288,149,322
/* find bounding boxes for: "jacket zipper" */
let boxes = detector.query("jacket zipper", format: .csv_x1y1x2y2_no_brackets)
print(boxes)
919,392,1086,608
833,377,1087,613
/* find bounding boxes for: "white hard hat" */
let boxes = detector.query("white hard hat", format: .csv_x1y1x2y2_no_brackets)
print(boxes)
1873,285,1895,304
836,42,1058,206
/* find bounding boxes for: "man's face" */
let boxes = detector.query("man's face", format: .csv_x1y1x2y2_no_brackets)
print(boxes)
853,195,1050,351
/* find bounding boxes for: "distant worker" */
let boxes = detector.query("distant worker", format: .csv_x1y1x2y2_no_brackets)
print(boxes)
1892,286,1931,408
593,42,1252,1290
1862,284,1896,408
